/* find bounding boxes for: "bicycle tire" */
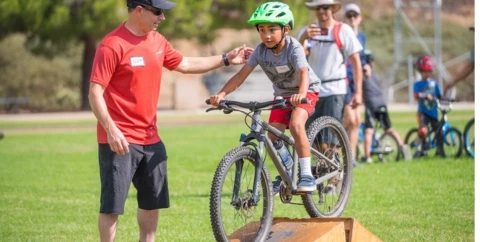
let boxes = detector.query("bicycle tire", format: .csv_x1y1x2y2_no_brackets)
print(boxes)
209,146,273,242
463,118,475,158
443,127,463,158
378,132,401,162
404,128,420,156
302,116,353,217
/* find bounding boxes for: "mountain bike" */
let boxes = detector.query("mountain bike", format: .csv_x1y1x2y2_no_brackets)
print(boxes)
404,99,463,158
356,110,401,163
206,98,353,242
463,118,474,158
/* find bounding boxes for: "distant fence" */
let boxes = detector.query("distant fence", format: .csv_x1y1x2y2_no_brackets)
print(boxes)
0,97,29,113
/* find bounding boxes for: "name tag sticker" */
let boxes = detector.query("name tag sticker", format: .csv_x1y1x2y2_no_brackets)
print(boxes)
275,65,290,73
130,56,145,67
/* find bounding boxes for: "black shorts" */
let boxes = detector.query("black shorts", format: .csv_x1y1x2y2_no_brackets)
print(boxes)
98,141,169,215
364,106,392,130
307,94,345,144
419,113,439,130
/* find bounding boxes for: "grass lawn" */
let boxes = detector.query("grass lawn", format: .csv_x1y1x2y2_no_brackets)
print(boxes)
0,109,474,241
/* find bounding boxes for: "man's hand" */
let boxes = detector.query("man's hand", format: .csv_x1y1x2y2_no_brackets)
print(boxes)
363,64,372,78
350,93,362,109
227,44,254,65
106,124,129,155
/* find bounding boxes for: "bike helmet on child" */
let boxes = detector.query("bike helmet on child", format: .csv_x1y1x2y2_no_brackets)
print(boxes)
248,2,294,30
417,55,433,72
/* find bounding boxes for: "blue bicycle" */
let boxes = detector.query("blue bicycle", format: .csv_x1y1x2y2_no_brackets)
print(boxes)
463,118,474,158
404,99,463,158
356,120,401,163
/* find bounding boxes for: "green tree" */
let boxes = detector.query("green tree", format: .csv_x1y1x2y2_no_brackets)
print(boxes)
0,0,126,110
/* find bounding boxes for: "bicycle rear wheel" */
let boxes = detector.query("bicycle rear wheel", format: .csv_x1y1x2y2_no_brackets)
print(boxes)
463,118,475,158
209,146,273,242
377,132,401,162
302,116,353,217
443,127,463,158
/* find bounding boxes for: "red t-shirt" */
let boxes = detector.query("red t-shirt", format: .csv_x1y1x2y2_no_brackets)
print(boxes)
90,23,183,145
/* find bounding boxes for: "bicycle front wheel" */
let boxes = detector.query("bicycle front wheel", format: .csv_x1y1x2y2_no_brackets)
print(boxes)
302,116,353,217
209,146,273,242
443,127,463,158
463,118,475,158
377,132,401,162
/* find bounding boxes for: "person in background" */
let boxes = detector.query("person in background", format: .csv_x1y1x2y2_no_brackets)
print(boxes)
360,50,411,163
297,0,363,166
209,2,321,193
412,55,445,158
88,1,252,241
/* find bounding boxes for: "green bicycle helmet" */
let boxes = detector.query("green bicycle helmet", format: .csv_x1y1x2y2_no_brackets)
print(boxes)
248,2,294,30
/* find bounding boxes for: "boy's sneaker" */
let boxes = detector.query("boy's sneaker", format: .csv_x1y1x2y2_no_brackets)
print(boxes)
413,150,424,158
297,175,316,192
402,144,412,161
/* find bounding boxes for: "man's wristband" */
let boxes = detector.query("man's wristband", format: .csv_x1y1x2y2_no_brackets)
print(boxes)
222,53,230,66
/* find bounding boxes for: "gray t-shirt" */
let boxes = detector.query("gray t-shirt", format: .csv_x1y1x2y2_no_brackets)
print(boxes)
297,22,362,97
247,35,321,97
363,72,386,111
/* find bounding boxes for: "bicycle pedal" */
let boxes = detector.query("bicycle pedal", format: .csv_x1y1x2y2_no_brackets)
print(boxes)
293,190,313,195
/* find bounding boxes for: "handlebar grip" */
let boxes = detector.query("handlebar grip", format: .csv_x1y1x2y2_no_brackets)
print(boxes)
300,98,309,104
205,99,211,105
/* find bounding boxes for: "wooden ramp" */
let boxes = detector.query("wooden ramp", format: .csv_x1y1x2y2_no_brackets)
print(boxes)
228,217,383,242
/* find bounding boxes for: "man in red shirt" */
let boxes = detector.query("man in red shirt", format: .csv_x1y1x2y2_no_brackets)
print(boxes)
88,1,252,241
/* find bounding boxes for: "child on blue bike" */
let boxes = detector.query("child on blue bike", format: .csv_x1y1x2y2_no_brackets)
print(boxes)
413,55,445,158
209,2,321,192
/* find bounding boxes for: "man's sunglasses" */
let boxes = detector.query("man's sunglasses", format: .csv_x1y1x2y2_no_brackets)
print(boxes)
137,3,164,16
315,5,331,10
346,12,359,19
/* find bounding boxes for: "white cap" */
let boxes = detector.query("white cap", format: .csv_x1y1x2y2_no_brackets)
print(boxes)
344,3,361,14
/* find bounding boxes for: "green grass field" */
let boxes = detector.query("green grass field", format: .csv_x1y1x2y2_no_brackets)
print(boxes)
0,110,474,241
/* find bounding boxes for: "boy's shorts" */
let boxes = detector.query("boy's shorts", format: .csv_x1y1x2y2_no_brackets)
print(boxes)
268,92,319,127
364,106,392,130
98,141,169,215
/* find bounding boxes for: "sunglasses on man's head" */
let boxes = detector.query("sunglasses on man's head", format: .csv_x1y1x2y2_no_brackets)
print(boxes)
315,5,331,10
137,3,164,16
346,12,359,19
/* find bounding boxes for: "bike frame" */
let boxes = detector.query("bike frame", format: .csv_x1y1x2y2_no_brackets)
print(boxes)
424,100,457,148
235,109,340,205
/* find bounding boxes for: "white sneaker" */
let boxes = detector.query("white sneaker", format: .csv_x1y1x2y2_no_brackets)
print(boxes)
402,144,412,161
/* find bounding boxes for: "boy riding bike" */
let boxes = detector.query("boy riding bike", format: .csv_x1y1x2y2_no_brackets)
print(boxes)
413,55,445,158
209,2,321,192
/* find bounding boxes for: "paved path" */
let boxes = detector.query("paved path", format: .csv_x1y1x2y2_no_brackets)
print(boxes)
0,102,474,122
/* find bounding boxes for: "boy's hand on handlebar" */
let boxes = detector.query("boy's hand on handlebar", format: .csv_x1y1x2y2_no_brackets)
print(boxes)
209,93,226,106
426,93,433,101
290,94,305,106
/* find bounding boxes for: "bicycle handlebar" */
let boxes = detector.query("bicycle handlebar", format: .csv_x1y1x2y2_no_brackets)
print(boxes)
205,98,309,112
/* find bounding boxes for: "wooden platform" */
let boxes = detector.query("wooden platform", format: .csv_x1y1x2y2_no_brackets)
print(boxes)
228,217,383,242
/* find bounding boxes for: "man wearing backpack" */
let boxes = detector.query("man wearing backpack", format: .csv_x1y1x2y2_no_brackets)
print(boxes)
299,0,363,166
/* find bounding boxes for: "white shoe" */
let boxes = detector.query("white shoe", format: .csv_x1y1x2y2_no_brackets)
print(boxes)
402,144,412,161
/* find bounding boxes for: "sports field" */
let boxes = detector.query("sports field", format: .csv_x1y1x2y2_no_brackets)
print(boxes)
0,109,474,241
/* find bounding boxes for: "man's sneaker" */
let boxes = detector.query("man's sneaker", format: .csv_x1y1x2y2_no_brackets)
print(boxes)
361,156,373,163
402,144,412,161
352,159,361,167
297,175,316,192
272,176,282,196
